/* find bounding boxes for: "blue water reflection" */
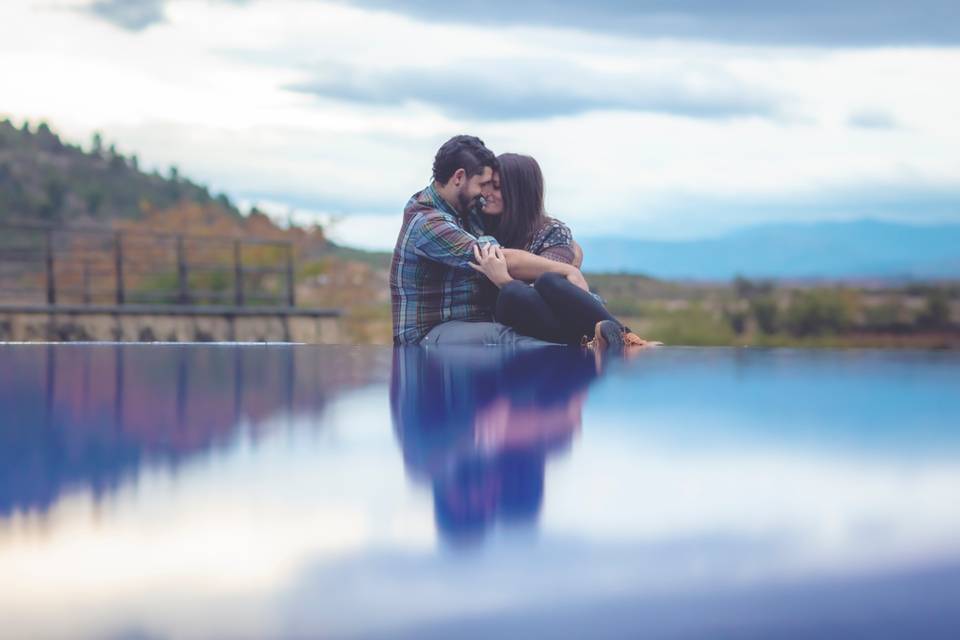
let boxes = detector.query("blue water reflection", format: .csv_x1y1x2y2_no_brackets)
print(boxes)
1,344,959,639
391,346,598,543
1,344,389,518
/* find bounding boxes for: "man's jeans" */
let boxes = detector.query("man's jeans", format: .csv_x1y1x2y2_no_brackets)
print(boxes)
419,321,557,347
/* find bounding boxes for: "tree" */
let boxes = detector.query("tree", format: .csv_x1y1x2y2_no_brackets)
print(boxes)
85,188,105,215
734,275,773,299
784,289,855,337
918,290,951,330
725,307,748,335
750,297,779,334
36,121,64,152
863,301,906,331
40,176,67,219
91,131,103,156
108,144,126,170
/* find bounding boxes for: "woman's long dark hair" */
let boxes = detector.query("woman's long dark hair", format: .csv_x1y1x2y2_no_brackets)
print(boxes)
495,153,548,249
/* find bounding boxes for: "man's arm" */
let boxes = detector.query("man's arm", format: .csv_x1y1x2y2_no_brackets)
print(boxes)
501,248,589,291
411,212,498,270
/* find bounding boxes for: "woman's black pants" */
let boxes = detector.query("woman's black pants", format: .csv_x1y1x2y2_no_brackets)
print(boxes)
494,272,618,345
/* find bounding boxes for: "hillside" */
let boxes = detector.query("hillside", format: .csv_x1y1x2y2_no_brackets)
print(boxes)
0,118,241,223
0,119,397,333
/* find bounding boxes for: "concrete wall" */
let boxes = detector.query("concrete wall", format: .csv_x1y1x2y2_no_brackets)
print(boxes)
0,311,342,343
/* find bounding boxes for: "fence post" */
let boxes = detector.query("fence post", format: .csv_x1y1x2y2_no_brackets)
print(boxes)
45,228,56,305
177,235,189,304
114,231,125,305
285,244,295,307
83,259,91,305
234,240,244,306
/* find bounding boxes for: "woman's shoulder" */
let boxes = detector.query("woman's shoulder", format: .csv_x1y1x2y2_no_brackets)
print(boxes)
529,217,573,249
540,217,572,234
527,218,577,264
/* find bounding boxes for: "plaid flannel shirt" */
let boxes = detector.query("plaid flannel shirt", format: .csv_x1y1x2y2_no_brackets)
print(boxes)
390,185,500,345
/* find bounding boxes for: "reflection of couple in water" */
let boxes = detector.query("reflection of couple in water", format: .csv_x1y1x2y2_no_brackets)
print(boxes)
390,134,660,349
390,347,601,542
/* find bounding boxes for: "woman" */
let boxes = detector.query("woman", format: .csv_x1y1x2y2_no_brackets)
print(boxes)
470,153,655,349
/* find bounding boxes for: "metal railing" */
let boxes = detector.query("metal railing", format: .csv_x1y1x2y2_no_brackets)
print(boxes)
0,223,297,308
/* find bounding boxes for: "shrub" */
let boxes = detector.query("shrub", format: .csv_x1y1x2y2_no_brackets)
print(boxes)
917,290,952,329
783,289,856,337
749,296,779,334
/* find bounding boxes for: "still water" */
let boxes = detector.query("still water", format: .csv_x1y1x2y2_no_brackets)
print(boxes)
1,344,959,639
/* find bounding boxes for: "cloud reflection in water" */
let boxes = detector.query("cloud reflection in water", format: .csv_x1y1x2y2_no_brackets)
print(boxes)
1,345,960,638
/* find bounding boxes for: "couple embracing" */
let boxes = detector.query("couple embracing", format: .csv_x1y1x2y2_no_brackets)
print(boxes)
390,134,655,350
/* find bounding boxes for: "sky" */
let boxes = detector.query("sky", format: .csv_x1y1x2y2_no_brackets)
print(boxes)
1,0,958,249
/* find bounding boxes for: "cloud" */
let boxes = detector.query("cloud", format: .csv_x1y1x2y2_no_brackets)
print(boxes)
848,109,900,130
83,0,253,31
286,61,781,121
10,0,957,251
85,0,166,31
83,1,960,45
336,0,960,47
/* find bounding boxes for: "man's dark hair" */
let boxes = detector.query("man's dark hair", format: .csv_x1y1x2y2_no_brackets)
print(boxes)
432,135,497,184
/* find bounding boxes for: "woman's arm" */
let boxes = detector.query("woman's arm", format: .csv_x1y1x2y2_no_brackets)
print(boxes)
470,243,588,291
501,248,589,291
570,239,584,269
501,219,587,288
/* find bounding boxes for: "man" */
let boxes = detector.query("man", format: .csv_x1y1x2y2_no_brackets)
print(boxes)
390,135,589,345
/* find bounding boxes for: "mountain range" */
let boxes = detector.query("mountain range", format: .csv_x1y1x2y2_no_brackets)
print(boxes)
579,220,960,280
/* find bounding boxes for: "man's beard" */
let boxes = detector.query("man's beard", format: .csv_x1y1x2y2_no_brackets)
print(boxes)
456,191,474,214
457,189,484,215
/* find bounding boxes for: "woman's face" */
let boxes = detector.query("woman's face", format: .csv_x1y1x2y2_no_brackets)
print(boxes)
482,171,504,215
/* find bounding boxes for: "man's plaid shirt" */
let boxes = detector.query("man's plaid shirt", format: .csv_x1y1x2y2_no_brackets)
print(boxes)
390,185,500,345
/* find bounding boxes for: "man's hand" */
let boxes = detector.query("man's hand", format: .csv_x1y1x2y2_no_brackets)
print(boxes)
470,243,513,288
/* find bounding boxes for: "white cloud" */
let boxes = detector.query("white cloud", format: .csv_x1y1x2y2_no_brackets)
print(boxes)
1,0,958,245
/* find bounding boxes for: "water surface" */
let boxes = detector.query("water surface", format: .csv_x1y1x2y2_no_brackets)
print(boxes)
1,344,959,639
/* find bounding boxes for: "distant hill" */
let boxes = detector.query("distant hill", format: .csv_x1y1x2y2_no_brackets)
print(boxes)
580,220,960,280
0,119,407,318
0,118,240,224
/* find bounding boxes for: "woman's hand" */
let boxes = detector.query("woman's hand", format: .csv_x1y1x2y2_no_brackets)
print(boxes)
570,240,584,269
564,267,590,292
470,243,513,288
